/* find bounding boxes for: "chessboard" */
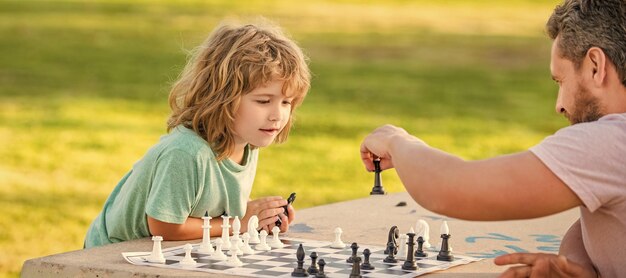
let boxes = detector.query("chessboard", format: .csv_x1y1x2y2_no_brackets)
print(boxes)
123,237,481,277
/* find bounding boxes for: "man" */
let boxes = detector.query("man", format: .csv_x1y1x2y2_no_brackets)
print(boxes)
360,1,626,277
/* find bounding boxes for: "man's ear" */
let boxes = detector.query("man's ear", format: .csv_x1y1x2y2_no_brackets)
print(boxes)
586,47,607,87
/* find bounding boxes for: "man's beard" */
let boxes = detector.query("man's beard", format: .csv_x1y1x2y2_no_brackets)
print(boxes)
565,83,605,125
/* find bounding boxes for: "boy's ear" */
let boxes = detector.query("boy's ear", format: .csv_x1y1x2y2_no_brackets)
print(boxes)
585,47,607,88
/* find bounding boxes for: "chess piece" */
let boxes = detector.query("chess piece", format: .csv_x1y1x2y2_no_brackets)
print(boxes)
370,158,386,195
232,216,242,247
247,215,260,244
315,259,327,278
349,256,362,278
383,241,398,263
402,233,418,270
307,251,319,274
180,243,197,266
415,219,432,249
361,248,375,270
147,236,166,263
437,221,454,261
291,244,308,277
221,215,231,250
255,230,271,251
384,226,399,254
330,227,346,249
226,245,243,267
198,211,214,254
211,238,227,260
229,236,243,255
276,192,296,227
270,226,285,248
346,242,359,263
397,234,408,258
415,236,427,257
241,232,255,254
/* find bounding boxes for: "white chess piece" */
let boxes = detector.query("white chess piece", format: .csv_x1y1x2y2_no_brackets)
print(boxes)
198,212,214,254
330,227,346,249
247,215,260,244
241,232,255,255
147,236,166,263
180,243,197,266
221,215,231,250
232,216,242,247
397,234,408,258
269,226,285,248
415,219,432,249
255,230,271,251
229,236,243,255
211,238,227,260
226,247,244,267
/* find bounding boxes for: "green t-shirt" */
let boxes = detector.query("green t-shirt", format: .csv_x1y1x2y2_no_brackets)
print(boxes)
84,125,258,248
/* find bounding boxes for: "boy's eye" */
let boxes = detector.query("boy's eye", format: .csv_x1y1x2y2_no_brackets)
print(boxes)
282,100,292,105
256,100,270,104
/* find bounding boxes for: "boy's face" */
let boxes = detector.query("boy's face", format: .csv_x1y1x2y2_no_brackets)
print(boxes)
233,80,293,148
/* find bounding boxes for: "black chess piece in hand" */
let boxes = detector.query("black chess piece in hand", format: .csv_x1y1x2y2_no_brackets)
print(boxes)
370,158,386,195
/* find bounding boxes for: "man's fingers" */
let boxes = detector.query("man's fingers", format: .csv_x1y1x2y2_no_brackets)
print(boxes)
494,253,544,266
499,265,531,278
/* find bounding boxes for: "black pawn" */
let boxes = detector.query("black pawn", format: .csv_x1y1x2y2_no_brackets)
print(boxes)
370,159,386,195
383,241,398,263
291,244,308,277
349,256,362,278
402,232,418,270
436,234,454,261
415,236,427,258
346,242,359,263
361,248,375,270
307,251,319,274
384,226,399,254
315,259,327,278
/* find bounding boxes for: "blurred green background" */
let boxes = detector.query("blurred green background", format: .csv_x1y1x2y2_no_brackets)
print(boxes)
1,0,564,276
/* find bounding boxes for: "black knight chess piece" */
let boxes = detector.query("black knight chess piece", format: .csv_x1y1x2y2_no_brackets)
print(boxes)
384,226,399,254
370,158,386,195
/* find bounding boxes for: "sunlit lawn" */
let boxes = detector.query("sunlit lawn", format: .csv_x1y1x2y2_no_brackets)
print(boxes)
0,0,562,276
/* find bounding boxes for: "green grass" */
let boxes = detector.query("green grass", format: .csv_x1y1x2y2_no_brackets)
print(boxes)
0,0,564,276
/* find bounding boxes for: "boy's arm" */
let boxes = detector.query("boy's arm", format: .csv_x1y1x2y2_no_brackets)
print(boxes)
361,125,582,221
147,216,221,240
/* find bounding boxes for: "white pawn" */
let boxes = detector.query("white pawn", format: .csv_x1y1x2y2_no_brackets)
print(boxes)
415,219,432,249
221,215,231,250
226,247,243,267
241,232,255,255
147,236,165,263
270,226,284,248
211,238,227,260
229,236,243,255
255,230,271,251
180,243,197,266
198,212,214,254
330,227,346,249
247,215,260,244
397,234,408,258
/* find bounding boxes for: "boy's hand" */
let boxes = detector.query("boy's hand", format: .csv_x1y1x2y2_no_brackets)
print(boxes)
495,253,596,278
241,196,289,233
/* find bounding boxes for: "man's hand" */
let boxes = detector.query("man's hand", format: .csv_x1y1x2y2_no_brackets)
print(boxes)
495,252,596,278
360,124,421,172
